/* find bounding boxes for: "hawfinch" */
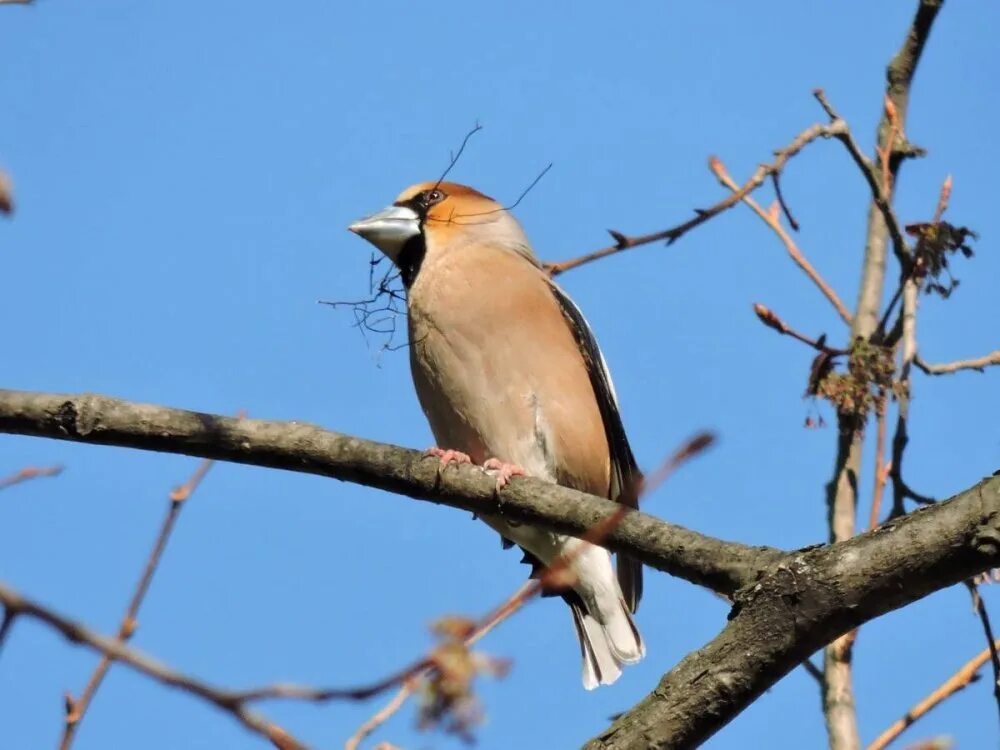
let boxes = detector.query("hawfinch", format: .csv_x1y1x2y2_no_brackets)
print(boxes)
349,181,645,688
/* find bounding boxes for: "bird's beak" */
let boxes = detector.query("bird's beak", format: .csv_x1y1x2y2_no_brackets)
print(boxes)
348,204,420,260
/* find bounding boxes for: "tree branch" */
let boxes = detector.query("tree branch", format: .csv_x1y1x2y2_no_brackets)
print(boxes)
816,4,943,747
0,463,63,491
712,157,853,325
585,473,1000,750
867,636,1000,750
543,118,853,276
0,389,778,596
60,456,219,750
915,350,1000,376
0,582,304,750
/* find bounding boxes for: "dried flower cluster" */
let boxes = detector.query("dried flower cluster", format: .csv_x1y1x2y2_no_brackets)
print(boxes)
906,220,978,298
417,616,511,742
808,339,900,426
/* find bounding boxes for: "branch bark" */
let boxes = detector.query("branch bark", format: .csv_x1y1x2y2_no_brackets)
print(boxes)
584,473,1000,750
0,389,777,595
1,387,998,749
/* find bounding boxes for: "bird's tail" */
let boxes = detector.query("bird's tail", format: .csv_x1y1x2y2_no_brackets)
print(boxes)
569,596,645,690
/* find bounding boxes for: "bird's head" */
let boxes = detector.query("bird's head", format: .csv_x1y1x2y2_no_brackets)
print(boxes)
348,181,535,285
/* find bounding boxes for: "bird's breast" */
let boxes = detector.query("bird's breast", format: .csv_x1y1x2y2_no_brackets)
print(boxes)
405,248,610,495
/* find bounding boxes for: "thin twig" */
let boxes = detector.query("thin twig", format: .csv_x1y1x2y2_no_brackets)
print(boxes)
752,303,846,355
0,581,306,750
812,89,912,271
868,392,891,530
0,607,15,658
802,659,825,684
887,176,954,516
344,581,535,750
932,174,952,223
0,170,12,214
345,683,415,750
712,157,853,325
915,350,1000,376
0,464,63,491
544,118,852,276
770,171,800,231
965,581,1000,725
867,638,1000,750
60,455,220,749
875,96,902,196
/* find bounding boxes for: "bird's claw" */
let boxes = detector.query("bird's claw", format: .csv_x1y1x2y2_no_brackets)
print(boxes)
424,447,473,467
482,458,527,491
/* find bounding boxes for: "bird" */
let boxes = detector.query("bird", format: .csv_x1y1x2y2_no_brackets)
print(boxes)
348,180,644,688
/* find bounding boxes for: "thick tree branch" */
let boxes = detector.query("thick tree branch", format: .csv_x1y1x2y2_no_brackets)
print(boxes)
0,389,778,595
585,474,1000,750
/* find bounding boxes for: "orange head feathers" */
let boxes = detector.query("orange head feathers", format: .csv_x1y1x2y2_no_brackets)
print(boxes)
349,181,537,285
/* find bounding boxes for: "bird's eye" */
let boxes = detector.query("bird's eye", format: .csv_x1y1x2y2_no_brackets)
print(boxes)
425,189,445,205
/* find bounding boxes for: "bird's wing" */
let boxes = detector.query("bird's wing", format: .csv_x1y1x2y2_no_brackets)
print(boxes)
547,280,644,612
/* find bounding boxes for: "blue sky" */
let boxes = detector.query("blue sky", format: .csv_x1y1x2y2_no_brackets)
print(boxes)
1,1,998,748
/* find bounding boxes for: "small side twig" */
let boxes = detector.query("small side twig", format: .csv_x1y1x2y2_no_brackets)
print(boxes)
712,157,852,325
965,581,1000,725
0,170,12,214
915,350,1000,376
0,464,63,492
868,391,891,530
769,171,800,231
867,637,1000,750
752,304,846,355
813,89,912,270
59,454,221,749
0,607,15,658
875,96,903,196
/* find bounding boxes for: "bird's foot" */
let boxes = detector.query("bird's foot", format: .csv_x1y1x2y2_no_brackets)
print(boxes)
424,447,473,467
482,458,527,491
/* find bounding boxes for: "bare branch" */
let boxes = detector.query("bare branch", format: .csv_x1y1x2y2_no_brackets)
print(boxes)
752,303,846,355
0,389,777,595
544,118,852,276
915,350,1000,376
345,582,534,750
0,582,305,750
60,455,220,749
965,581,1000,724
867,638,1000,750
813,89,912,273
713,158,853,325
0,170,12,214
585,474,1000,750
867,395,892,530
816,5,943,746
0,607,15,657
0,463,63,491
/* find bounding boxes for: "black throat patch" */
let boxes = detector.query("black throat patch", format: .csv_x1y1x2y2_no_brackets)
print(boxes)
397,233,426,288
